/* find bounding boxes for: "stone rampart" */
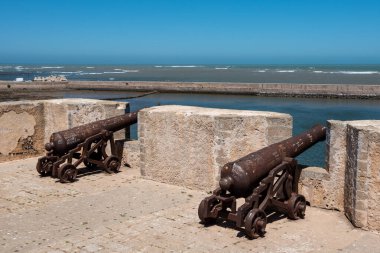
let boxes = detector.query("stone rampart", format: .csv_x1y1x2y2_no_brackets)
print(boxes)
0,99,129,162
299,120,380,232
138,105,292,191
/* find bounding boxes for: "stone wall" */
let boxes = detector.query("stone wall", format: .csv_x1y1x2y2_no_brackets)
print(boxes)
299,120,380,232
139,105,292,191
0,99,129,163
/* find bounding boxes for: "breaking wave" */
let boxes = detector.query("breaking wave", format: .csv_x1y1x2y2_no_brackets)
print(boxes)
313,70,379,75
41,66,64,69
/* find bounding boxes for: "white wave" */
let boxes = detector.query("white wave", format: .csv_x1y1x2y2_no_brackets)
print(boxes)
41,66,64,69
52,71,82,74
155,65,200,68
252,69,267,73
215,67,229,70
276,70,296,73
15,66,24,71
169,65,200,68
336,71,379,75
103,71,128,74
113,69,139,72
85,66,95,69
78,72,103,75
313,70,379,75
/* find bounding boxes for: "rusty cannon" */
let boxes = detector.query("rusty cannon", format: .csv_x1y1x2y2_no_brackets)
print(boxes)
198,124,326,239
36,111,138,183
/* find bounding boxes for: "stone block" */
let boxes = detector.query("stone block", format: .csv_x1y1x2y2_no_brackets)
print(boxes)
42,99,129,143
139,105,292,191
0,99,129,163
0,100,45,162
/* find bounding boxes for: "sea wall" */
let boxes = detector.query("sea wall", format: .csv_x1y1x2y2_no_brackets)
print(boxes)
138,105,292,191
70,81,380,98
0,99,129,162
1,81,380,98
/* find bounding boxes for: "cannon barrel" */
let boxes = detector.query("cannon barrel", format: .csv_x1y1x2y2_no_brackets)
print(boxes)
219,124,326,197
45,111,138,156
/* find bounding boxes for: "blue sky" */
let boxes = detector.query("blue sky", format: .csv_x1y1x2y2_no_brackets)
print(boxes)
0,0,379,64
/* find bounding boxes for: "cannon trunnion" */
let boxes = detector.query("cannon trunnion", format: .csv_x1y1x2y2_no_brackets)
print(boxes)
198,124,326,239
36,111,138,183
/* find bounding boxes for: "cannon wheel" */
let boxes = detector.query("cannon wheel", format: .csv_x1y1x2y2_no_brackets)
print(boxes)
36,157,53,176
198,198,218,224
58,163,78,183
244,208,267,239
104,155,121,173
287,194,306,220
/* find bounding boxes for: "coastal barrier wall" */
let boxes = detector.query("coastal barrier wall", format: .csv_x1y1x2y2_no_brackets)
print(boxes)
0,99,128,162
1,80,380,98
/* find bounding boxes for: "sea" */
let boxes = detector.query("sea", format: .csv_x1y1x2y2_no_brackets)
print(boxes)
1,64,380,84
2,64,380,167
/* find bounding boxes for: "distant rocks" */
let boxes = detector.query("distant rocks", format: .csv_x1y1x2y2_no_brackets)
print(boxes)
33,75,67,82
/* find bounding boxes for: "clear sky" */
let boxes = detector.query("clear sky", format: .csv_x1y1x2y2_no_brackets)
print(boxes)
0,0,379,64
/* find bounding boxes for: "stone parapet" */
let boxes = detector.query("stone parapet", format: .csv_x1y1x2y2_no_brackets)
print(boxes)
139,105,292,191
299,120,380,232
0,99,129,163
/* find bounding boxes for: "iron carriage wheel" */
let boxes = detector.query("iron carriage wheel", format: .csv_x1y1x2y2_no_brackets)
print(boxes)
198,198,219,224
58,163,78,183
244,208,267,239
287,193,307,220
104,155,121,173
36,157,54,176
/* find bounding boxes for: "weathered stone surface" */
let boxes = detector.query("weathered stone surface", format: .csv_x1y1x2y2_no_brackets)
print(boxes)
344,122,380,231
299,120,347,210
139,105,292,190
0,100,45,162
299,120,380,232
42,98,129,143
0,99,129,163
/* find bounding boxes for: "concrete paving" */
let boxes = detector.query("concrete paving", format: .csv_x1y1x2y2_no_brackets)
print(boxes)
0,157,379,253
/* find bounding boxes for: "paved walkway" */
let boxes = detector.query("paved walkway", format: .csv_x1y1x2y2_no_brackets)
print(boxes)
0,158,379,253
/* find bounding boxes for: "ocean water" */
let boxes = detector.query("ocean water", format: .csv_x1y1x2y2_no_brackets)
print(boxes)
1,64,380,84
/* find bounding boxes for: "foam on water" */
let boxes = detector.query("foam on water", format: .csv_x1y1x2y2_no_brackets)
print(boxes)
276,70,296,73
41,66,64,69
335,71,379,75
113,69,139,72
155,65,201,68
103,71,129,74
313,70,379,75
